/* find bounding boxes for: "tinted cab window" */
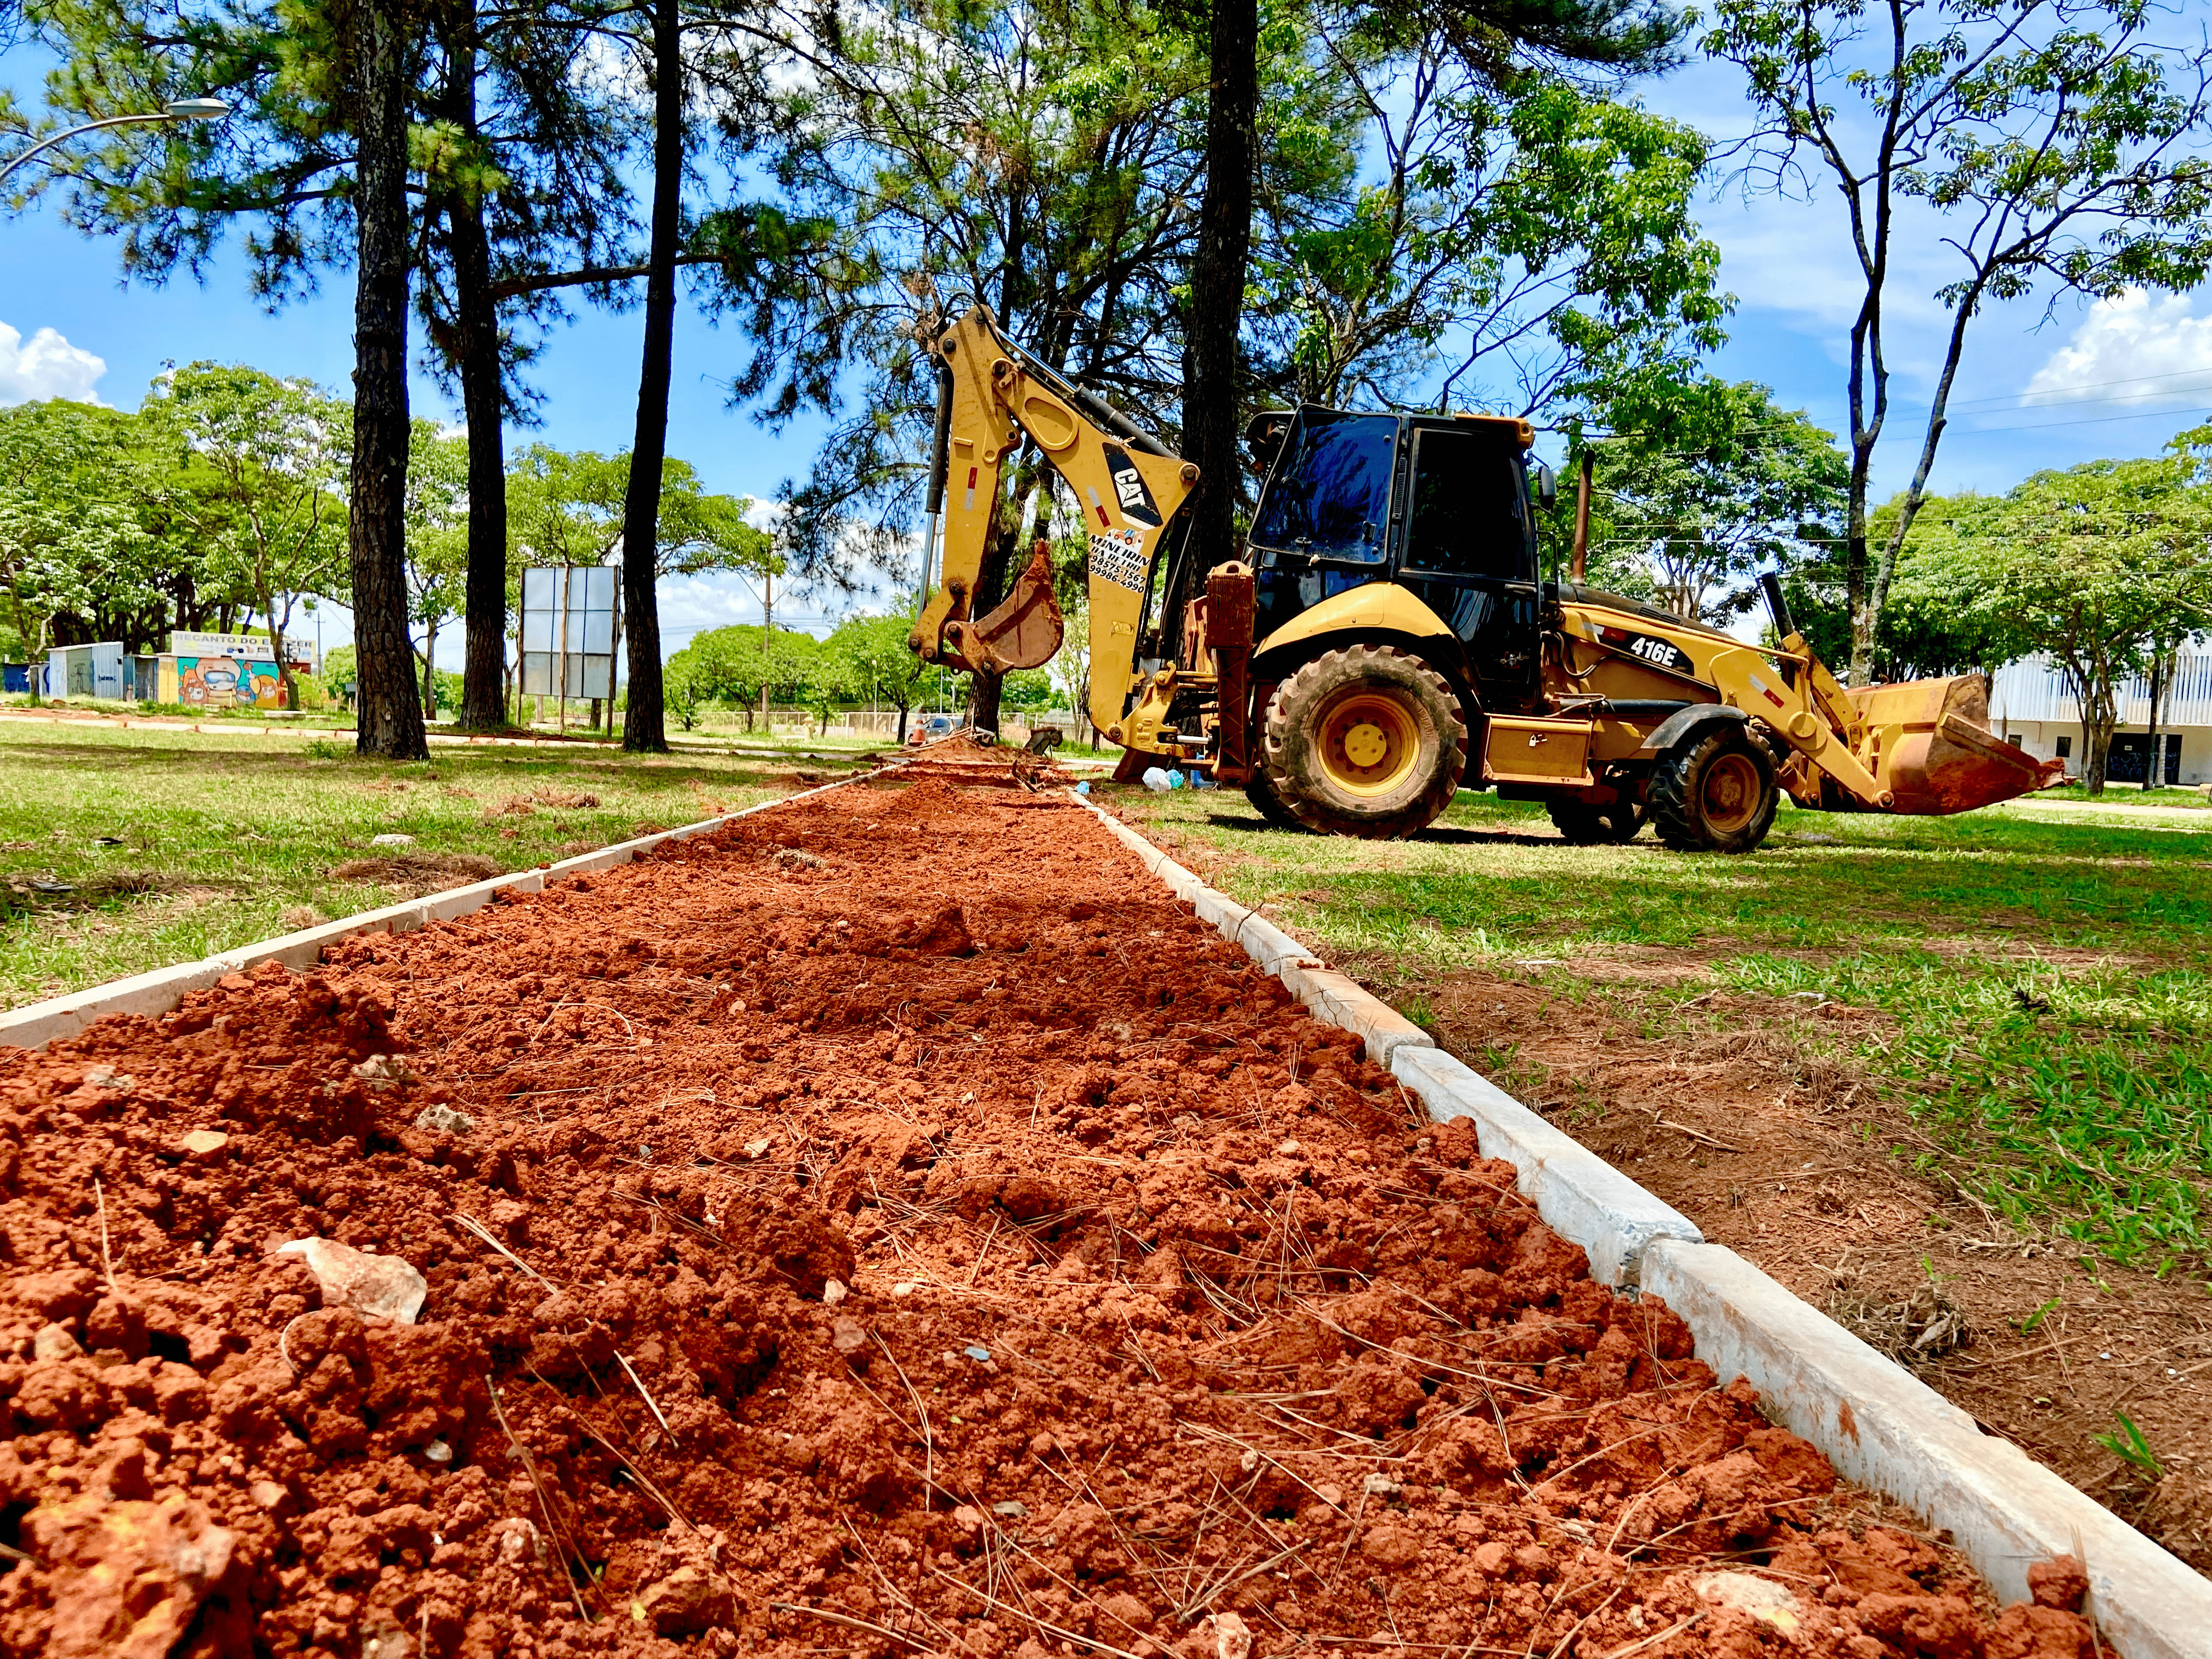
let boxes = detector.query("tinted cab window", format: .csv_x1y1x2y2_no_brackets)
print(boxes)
1249,410,1397,566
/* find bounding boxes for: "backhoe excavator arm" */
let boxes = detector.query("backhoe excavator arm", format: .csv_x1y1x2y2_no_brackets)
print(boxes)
909,303,1198,741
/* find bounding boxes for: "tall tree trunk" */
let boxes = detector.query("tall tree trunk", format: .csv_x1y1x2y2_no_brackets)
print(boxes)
1180,0,1259,572
618,0,682,755
347,0,428,760
2143,649,2167,792
449,12,511,732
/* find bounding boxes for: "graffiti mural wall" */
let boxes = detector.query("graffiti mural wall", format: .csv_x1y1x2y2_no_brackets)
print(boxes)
158,657,291,709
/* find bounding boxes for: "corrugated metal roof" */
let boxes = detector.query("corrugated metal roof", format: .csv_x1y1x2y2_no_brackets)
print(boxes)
1989,648,2212,726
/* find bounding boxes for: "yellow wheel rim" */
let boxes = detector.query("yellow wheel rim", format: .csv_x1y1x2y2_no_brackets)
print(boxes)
1314,690,1423,799
1700,753,1763,834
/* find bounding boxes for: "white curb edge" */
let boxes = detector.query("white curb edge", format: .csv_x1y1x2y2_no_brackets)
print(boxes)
1641,1238,2212,1650
1079,794,2211,1656
0,766,900,1053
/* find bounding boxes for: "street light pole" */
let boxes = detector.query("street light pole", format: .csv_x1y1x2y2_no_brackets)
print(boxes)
0,99,229,192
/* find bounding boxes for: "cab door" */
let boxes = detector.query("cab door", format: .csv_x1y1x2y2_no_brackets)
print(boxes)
1392,422,1541,708
1246,408,1402,646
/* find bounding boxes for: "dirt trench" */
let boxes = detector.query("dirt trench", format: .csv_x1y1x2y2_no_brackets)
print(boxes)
0,769,2102,1658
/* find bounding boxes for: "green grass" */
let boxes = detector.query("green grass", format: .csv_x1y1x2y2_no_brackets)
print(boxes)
2030,782,2208,810
1117,786,2212,1269
0,724,858,1008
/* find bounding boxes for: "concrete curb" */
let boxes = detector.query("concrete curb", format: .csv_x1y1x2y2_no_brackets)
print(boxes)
1082,794,2210,1657
0,766,900,1052
1391,1046,1702,1290
1641,1238,2212,1646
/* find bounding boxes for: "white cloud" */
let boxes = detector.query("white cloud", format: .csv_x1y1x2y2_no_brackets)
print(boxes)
2024,290,2212,404
0,321,108,406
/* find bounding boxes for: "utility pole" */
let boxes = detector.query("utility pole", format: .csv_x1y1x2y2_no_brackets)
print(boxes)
759,569,772,733
1570,451,1594,584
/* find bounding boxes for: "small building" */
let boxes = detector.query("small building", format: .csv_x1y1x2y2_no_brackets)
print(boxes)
1988,651,2211,786
154,631,317,710
44,641,128,701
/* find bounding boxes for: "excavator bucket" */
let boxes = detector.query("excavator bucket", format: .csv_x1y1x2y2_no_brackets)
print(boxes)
1847,674,2066,815
940,541,1065,675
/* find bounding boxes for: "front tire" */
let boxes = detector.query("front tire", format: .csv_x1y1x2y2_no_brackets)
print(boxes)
1651,725,1779,853
1260,644,1468,839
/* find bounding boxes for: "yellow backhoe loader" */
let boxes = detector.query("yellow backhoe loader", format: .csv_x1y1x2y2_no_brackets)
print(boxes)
907,302,2060,850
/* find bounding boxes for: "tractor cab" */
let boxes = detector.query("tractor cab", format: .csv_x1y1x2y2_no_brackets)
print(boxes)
1241,405,1550,709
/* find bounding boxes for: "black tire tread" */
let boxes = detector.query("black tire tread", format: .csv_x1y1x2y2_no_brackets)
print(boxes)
1547,797,1645,845
1650,725,1779,854
1260,644,1469,840
1243,771,1308,832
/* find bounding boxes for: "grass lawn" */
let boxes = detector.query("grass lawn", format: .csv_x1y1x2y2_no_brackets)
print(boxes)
2032,782,2209,810
1115,786,2212,1274
0,722,879,1009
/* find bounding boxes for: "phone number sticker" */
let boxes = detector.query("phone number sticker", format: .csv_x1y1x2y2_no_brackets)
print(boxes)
1088,528,1149,593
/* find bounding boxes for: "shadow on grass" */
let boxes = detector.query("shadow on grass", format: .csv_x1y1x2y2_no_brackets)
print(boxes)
0,737,820,793
1197,810,1565,851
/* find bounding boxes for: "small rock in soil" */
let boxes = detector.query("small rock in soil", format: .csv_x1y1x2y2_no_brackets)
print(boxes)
178,1128,228,1157
1695,1571,1803,1635
1211,1610,1254,1659
32,1323,81,1360
273,1237,428,1324
639,1565,737,1637
821,1278,848,1304
770,847,823,870
351,1052,414,1085
413,1103,475,1135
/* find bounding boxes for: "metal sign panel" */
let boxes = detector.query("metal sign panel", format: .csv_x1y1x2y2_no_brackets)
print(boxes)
518,566,619,701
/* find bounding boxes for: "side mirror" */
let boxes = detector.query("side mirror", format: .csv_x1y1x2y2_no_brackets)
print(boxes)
1534,461,1558,511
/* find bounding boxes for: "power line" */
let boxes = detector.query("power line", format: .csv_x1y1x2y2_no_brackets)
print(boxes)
1547,399,2212,447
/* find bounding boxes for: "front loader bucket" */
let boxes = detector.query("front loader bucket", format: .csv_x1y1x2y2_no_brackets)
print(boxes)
941,541,1064,675
1848,674,2065,815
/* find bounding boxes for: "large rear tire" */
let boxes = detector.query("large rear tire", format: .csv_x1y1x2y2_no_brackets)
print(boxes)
1243,770,1309,832
1260,644,1468,839
1547,797,1646,845
1650,726,1779,853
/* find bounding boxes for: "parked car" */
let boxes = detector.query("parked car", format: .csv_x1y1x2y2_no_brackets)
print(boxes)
907,713,960,746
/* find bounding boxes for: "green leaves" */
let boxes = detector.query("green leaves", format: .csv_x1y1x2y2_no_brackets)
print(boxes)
1246,54,1726,417
504,444,775,584
139,361,350,672
1704,0,2212,681
1572,380,1847,619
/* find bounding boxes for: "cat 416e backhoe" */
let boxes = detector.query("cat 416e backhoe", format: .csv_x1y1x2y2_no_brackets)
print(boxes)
907,302,2060,851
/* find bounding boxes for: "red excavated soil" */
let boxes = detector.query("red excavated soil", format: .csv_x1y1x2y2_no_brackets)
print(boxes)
0,775,2101,1658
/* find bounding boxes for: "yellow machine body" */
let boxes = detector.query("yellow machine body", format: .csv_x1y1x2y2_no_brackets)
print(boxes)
906,307,2060,836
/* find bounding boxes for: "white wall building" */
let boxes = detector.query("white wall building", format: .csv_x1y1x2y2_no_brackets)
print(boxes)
1988,650,2211,786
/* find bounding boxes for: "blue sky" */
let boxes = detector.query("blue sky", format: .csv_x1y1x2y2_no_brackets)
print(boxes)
7,43,2212,665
